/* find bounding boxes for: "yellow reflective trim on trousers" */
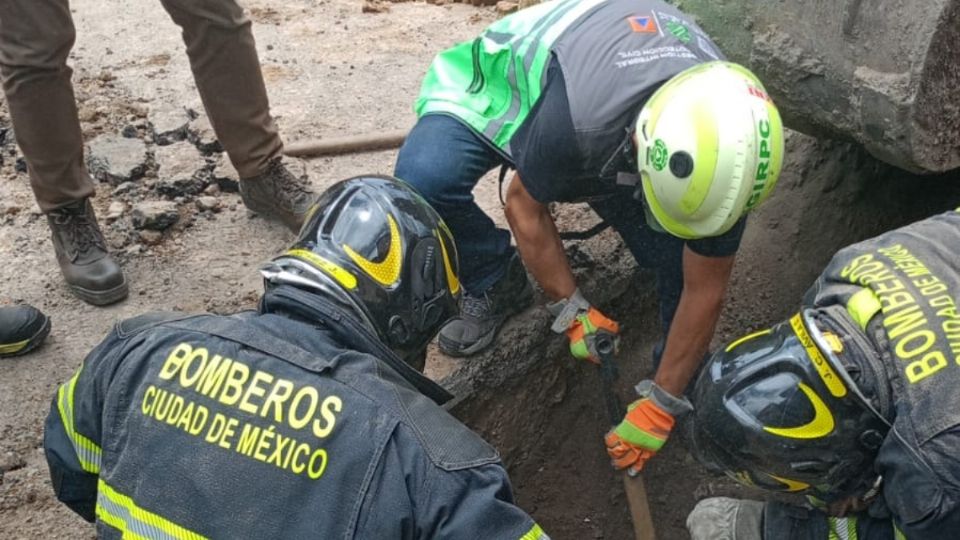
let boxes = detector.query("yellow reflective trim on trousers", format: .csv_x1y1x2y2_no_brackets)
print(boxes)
893,523,907,540
97,479,208,540
763,382,835,439
725,328,772,352
846,288,882,331
56,369,102,474
344,214,403,287
519,523,548,540
679,101,720,215
0,338,30,355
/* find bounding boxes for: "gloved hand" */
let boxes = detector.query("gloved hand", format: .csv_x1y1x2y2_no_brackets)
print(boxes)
605,380,693,474
547,288,620,364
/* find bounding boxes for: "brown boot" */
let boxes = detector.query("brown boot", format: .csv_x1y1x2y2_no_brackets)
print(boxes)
47,199,128,306
239,158,316,233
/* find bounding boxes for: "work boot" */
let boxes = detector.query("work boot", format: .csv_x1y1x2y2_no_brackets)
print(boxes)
0,304,51,358
240,157,316,233
48,199,128,306
439,253,533,357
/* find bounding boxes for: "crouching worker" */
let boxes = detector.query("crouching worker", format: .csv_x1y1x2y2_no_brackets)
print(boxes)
43,175,547,539
684,208,960,539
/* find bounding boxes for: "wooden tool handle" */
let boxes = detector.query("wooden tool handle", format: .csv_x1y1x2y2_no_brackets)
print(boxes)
283,129,408,158
623,473,656,540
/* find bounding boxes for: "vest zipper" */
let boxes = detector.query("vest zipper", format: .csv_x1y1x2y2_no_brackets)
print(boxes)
466,37,485,94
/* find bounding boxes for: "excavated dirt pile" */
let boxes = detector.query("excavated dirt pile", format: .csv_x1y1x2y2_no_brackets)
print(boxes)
3,1,960,539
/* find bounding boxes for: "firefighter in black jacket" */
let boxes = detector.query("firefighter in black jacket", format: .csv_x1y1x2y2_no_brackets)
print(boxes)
683,208,960,539
43,175,547,539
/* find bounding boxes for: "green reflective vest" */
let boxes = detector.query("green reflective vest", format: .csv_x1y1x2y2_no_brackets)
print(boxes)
416,0,723,159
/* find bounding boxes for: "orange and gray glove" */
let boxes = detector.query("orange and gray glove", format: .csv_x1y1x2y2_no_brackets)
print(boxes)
605,380,693,474
547,288,620,364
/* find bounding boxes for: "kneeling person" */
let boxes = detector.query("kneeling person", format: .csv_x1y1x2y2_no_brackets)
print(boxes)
686,208,960,539
44,176,546,539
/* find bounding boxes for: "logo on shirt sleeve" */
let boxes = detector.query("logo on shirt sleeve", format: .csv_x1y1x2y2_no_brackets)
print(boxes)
627,15,658,33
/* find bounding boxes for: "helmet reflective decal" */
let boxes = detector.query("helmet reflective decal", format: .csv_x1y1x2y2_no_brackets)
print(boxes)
724,328,773,352
766,473,810,493
790,314,847,398
651,139,669,171
344,214,403,287
763,383,835,439
435,228,460,295
284,249,358,290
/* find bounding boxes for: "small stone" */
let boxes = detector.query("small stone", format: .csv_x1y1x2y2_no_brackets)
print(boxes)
131,201,179,231
126,244,144,256
86,134,149,185
1,203,22,216
186,113,222,154
203,183,221,196
196,196,221,212
0,451,25,472
138,230,163,245
153,141,208,198
112,181,137,196
120,125,138,138
15,157,27,174
496,0,518,13
106,201,126,221
361,0,390,13
148,104,192,145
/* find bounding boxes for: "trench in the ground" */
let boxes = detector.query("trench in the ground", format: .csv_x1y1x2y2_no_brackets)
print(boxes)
448,136,960,540
453,278,763,539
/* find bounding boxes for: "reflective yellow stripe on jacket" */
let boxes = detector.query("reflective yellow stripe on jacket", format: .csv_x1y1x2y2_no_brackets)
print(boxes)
521,523,550,540
56,368,102,474
828,517,858,540
97,479,207,540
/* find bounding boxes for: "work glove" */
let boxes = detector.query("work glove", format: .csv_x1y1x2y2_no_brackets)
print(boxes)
605,380,693,474
546,288,620,364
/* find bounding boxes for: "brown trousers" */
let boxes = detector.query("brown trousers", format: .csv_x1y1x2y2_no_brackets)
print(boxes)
0,0,283,212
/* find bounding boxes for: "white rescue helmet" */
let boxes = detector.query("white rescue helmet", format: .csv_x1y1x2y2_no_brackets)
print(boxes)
636,61,784,239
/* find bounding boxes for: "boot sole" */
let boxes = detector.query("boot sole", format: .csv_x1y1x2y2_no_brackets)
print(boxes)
0,315,51,358
69,279,129,306
439,284,534,358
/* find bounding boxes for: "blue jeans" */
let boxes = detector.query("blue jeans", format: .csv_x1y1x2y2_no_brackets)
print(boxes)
395,114,513,293
396,115,684,333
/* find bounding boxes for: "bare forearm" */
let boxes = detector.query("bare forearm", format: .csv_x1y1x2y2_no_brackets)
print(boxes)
653,290,723,395
505,175,576,300
653,249,735,396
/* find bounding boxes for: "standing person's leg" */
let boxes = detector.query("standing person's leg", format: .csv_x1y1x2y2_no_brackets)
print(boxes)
159,0,314,232
0,0,127,305
395,115,531,356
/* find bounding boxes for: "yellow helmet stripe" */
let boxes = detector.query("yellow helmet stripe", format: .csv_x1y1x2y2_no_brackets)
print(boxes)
679,100,720,214
763,382,835,439
790,313,847,397
344,214,403,287
724,328,773,352
285,249,358,290
435,229,460,295
766,473,810,492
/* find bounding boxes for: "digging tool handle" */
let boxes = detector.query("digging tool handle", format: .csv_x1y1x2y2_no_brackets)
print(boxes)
283,130,408,158
593,333,657,540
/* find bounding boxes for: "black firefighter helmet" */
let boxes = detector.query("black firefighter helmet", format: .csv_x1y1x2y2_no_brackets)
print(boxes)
688,310,890,501
261,175,460,363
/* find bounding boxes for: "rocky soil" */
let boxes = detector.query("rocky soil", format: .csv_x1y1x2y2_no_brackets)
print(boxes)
2,0,960,539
